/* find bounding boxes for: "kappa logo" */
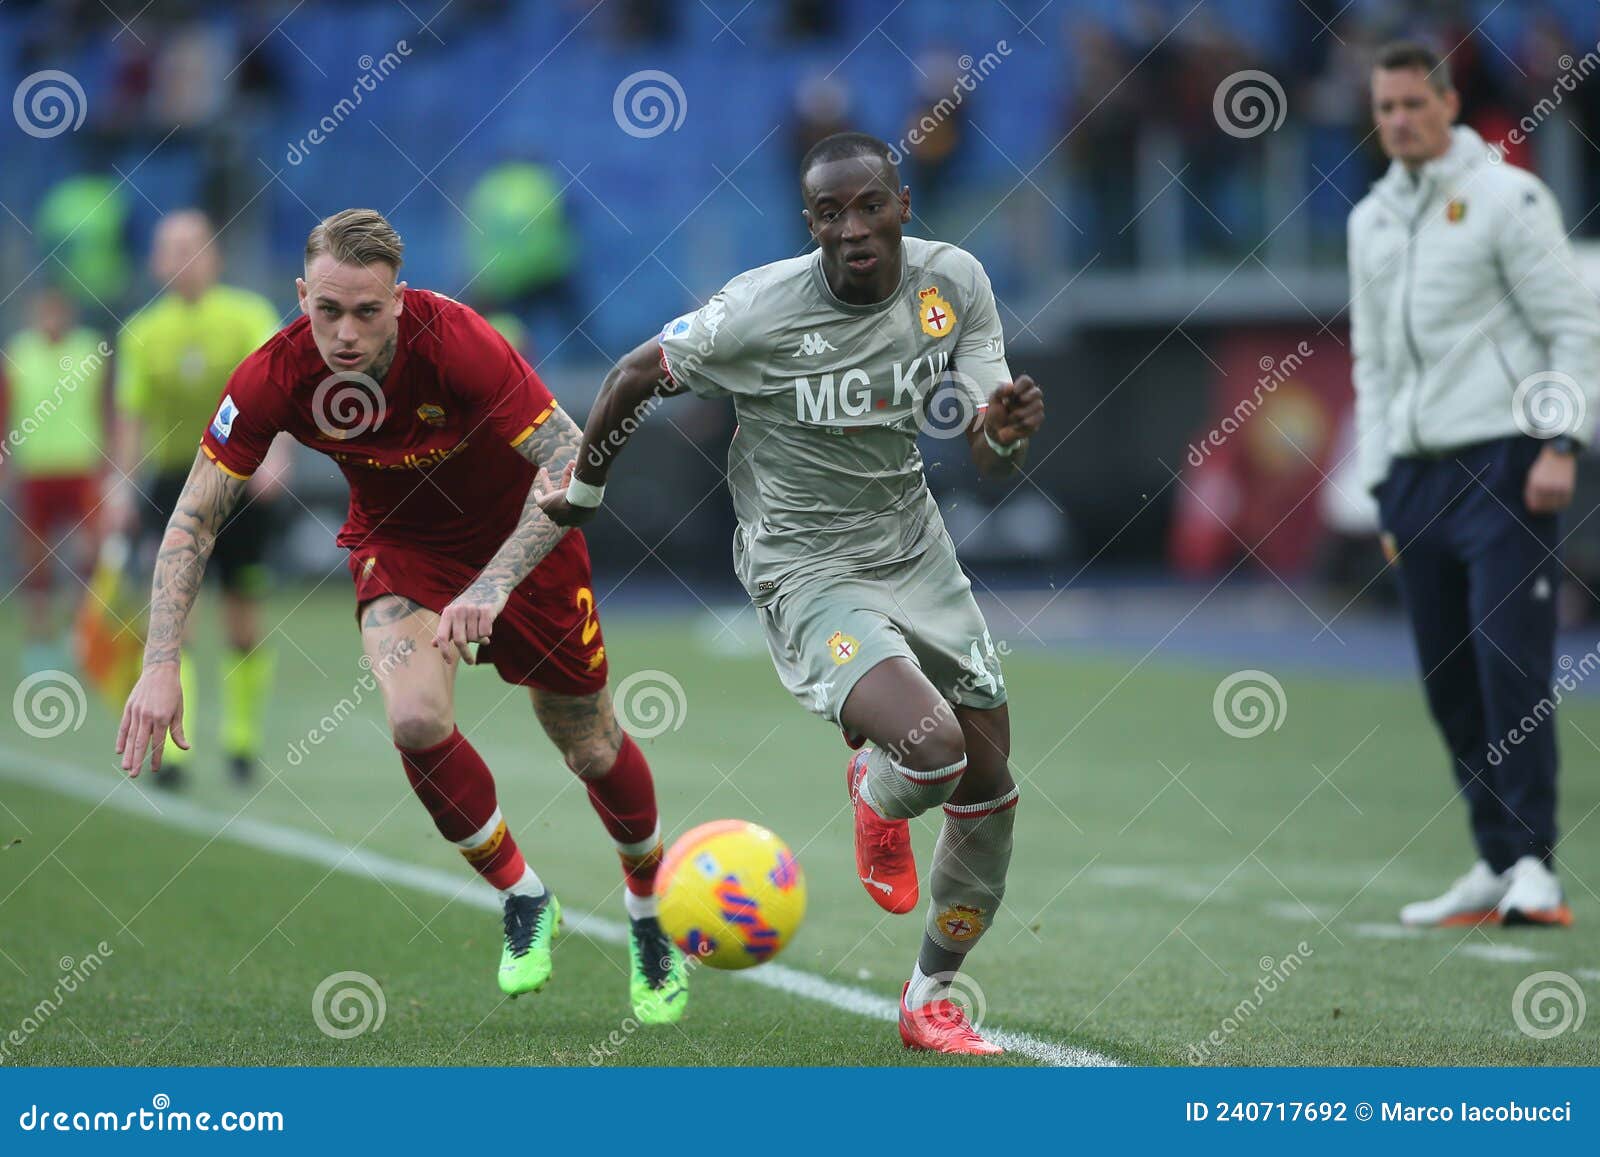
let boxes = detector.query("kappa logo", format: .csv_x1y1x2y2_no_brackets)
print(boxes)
791,331,837,357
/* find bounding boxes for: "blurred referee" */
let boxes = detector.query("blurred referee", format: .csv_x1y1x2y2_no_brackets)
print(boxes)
1348,43,1600,928
107,211,288,788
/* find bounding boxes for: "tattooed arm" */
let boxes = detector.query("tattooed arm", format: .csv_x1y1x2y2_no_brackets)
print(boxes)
116,450,248,774
433,406,584,663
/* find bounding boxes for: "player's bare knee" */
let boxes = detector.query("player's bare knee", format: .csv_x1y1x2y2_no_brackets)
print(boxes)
892,707,967,778
389,702,453,750
563,736,622,780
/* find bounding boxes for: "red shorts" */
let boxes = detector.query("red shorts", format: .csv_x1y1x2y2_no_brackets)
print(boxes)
347,532,609,696
18,473,97,538
15,474,98,592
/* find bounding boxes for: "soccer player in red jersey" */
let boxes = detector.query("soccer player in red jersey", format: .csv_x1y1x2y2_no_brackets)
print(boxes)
116,209,688,1023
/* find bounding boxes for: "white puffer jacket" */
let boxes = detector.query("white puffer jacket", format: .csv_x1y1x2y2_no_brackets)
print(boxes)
1347,125,1600,494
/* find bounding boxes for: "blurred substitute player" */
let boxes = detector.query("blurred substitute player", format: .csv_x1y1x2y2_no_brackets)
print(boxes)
109,211,288,787
1349,43,1600,928
1,288,109,675
542,133,1044,1055
115,210,688,1022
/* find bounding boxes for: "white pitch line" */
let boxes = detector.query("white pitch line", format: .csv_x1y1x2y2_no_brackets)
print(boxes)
0,749,1118,1068
1457,943,1549,965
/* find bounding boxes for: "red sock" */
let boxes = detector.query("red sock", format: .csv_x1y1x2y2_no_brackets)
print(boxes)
584,735,661,896
399,728,529,892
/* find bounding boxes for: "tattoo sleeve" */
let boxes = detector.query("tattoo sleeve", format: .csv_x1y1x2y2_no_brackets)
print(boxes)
466,406,585,601
144,451,248,666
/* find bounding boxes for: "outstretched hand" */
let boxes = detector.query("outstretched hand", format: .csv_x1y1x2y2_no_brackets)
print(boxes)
535,461,597,528
984,374,1044,446
116,662,187,776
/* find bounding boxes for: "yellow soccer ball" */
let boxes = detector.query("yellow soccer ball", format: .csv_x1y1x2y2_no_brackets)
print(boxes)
656,820,807,970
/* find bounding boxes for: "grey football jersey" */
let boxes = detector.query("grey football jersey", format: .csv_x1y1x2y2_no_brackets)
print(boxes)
658,237,1012,604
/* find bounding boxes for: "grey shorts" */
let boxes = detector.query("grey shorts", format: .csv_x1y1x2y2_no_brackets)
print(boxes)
756,533,1007,725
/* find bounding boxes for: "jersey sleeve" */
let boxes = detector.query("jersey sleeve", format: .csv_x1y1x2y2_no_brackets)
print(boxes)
198,354,283,480
657,272,769,400
950,256,1013,416
439,300,558,447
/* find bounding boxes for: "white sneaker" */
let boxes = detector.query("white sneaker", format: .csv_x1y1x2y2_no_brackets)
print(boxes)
1398,861,1507,927
1498,856,1572,927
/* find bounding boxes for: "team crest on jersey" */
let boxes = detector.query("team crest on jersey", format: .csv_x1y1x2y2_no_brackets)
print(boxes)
361,555,377,579
1445,198,1467,223
416,403,446,427
935,903,985,942
209,394,239,443
917,287,956,338
826,630,859,665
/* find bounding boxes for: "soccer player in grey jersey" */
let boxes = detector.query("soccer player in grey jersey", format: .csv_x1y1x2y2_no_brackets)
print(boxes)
540,133,1044,1055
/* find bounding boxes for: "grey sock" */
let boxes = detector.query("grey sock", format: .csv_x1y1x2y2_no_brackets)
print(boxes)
923,787,1019,952
861,745,966,820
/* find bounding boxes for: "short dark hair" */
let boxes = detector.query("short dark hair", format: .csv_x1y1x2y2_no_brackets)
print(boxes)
799,131,899,192
1374,40,1453,94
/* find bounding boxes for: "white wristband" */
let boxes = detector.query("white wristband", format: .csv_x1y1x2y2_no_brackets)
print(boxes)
566,478,606,508
984,428,1022,457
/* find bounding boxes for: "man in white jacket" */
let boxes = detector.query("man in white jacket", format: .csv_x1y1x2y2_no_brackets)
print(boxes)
1349,42,1600,928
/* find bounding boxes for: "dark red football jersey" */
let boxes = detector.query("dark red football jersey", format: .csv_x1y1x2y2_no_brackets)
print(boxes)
200,288,556,566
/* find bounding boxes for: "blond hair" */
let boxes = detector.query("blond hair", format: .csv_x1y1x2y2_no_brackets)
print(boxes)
304,208,404,270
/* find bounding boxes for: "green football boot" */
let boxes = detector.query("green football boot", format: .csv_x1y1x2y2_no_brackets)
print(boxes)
498,891,561,997
629,916,689,1025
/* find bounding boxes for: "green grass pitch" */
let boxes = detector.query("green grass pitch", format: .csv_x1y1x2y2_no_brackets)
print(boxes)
2,587,1596,1066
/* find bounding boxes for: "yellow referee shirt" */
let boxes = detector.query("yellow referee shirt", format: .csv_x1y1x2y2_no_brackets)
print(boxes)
117,285,281,474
